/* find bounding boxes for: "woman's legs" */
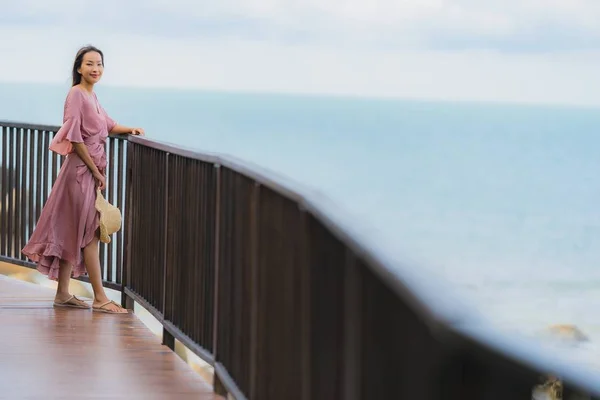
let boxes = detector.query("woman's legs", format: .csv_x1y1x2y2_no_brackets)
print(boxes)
55,260,90,307
83,234,126,313
56,260,73,299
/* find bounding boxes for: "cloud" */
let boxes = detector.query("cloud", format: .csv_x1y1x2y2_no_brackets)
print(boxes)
1,0,600,105
3,0,600,51
1,23,598,106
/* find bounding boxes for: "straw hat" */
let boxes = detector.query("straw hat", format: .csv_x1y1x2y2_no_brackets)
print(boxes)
95,189,122,244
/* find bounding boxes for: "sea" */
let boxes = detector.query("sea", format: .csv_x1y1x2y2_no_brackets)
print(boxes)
2,81,600,371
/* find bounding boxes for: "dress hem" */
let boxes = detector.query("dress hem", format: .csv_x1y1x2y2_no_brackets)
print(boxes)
22,241,87,281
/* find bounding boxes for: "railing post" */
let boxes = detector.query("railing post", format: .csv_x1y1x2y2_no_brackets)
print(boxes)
342,251,362,400
299,206,311,400
249,182,260,399
161,152,175,350
121,142,135,310
1,125,7,256
14,127,22,259
162,328,175,351
211,164,227,396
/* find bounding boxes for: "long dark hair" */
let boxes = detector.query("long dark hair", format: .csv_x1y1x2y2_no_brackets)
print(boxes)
71,45,104,86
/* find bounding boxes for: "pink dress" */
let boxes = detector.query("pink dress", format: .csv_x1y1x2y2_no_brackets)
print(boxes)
22,86,117,280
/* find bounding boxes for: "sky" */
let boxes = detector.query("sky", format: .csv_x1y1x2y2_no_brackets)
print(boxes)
1,0,600,105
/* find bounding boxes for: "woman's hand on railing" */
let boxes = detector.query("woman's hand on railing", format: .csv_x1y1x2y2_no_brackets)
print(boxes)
109,124,145,136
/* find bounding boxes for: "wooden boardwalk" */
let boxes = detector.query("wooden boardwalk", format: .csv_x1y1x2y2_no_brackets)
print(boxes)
0,275,221,399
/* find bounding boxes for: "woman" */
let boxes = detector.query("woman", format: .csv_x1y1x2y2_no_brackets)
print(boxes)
22,45,144,314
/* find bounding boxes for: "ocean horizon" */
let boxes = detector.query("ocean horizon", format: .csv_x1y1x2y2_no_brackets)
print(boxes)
2,81,600,368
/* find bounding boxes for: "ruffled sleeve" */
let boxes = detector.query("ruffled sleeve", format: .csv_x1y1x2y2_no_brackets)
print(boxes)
49,88,84,155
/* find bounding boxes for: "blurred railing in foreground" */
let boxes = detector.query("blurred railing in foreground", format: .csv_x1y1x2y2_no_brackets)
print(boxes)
1,120,598,400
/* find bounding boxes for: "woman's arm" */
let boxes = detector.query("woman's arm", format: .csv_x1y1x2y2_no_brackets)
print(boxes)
72,142,106,189
110,124,144,136
100,103,144,136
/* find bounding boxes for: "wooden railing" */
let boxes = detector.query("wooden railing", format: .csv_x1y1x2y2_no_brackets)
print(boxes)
2,120,600,400
0,121,126,291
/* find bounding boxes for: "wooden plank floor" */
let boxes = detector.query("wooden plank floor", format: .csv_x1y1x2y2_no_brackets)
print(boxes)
0,275,222,399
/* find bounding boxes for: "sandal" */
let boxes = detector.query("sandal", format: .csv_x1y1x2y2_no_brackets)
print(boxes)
53,295,90,309
92,300,128,314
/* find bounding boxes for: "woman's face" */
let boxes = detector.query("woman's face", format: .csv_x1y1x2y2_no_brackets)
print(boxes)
78,51,104,85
